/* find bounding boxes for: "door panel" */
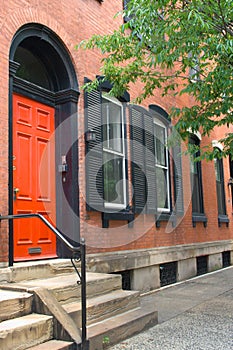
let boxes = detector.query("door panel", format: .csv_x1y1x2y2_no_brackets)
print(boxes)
13,94,56,261
16,132,32,200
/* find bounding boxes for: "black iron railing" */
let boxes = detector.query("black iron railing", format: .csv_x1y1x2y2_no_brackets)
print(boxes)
0,213,89,350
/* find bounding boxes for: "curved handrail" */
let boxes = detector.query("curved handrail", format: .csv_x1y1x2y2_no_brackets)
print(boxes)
0,213,81,253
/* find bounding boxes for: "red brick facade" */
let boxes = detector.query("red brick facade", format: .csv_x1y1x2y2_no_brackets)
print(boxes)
0,0,232,268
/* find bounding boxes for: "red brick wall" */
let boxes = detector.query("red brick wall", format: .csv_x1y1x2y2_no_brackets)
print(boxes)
0,0,232,263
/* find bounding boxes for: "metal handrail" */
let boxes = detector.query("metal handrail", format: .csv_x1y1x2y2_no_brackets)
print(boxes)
0,213,89,350
0,213,80,252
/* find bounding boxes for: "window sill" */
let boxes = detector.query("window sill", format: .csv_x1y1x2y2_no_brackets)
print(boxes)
102,211,134,228
218,215,229,227
156,213,176,228
192,214,208,228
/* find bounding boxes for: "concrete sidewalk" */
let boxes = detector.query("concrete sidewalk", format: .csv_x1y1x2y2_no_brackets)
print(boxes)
110,266,233,349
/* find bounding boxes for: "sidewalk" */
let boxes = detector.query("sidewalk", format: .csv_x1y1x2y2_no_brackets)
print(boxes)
110,266,233,350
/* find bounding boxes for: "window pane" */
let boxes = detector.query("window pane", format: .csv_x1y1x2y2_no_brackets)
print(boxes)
102,99,122,153
191,173,202,213
189,136,204,214
156,167,168,209
214,157,226,215
108,102,122,153
214,158,221,182
230,157,233,178
102,102,108,146
190,158,198,175
155,124,166,166
103,152,124,205
14,47,51,90
216,182,225,215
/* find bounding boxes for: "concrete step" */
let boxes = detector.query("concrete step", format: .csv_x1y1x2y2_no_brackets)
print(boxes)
0,289,33,322
9,260,75,282
1,262,158,350
0,313,53,350
27,340,74,350
88,305,158,350
63,289,140,326
17,272,122,304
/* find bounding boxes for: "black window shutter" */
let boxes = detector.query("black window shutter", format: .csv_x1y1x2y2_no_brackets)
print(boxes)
130,106,146,213
143,111,157,214
173,143,184,216
84,77,104,211
130,106,157,214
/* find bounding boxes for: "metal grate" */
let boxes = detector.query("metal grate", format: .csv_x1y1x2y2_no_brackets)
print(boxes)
160,262,177,287
196,255,208,276
222,251,231,268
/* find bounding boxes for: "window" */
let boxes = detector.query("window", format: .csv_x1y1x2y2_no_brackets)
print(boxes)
214,152,229,227
84,77,130,218
102,96,126,208
154,120,170,212
130,105,183,220
189,53,200,83
14,46,51,90
190,136,204,214
229,156,233,207
214,155,226,216
85,84,184,226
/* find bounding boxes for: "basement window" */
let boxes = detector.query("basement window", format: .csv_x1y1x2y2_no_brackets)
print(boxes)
160,262,177,287
113,270,131,290
196,255,208,276
222,251,231,268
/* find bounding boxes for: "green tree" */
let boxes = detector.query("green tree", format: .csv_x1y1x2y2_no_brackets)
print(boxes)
79,0,233,159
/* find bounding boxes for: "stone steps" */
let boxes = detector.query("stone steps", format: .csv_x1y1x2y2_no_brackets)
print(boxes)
0,260,158,349
0,289,33,321
63,289,140,326
0,313,53,350
16,272,122,304
9,260,75,283
88,305,158,350
27,340,74,350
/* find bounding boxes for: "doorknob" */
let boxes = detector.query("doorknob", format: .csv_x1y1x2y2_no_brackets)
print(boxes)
13,187,20,200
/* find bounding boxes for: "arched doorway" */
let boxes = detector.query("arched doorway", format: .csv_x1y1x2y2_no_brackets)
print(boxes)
9,24,80,263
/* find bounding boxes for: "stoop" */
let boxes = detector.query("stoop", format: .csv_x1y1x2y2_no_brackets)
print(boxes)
0,259,158,349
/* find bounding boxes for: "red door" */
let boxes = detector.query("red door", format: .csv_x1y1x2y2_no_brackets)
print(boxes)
13,93,57,261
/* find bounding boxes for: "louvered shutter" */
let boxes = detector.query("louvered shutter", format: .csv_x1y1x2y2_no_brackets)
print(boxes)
143,111,157,214
130,106,146,213
84,78,104,211
173,143,184,216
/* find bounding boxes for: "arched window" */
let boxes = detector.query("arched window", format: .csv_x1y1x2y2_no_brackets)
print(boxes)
214,153,226,216
14,46,51,90
214,151,229,227
229,156,233,207
189,135,207,227
130,104,183,225
154,118,170,212
190,135,204,214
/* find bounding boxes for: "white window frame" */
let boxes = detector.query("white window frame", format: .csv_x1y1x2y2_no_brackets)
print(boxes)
154,118,171,213
102,94,126,209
